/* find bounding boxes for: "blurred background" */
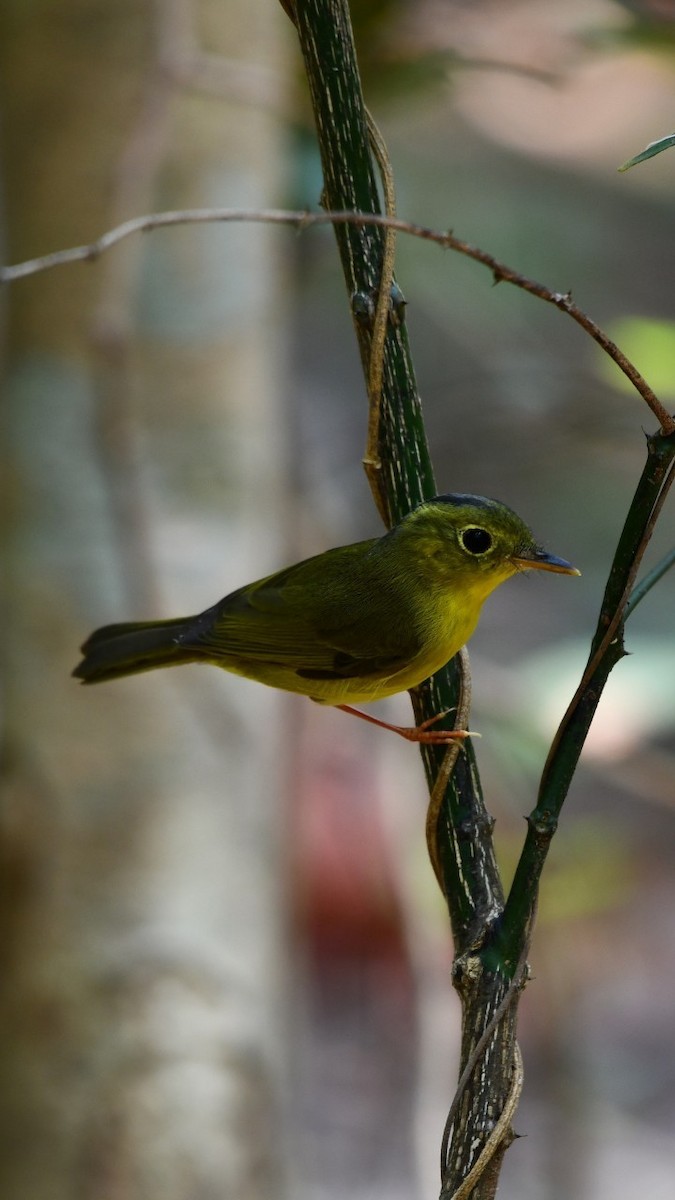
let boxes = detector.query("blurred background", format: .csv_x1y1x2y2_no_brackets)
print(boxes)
2,1,675,1197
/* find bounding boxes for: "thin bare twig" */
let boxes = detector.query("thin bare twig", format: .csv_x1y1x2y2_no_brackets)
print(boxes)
362,110,397,523
425,646,473,891
451,239,675,436
3,206,673,434
624,543,675,619
442,1043,523,1200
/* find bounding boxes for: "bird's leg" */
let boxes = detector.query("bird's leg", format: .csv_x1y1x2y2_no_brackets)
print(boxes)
336,704,473,744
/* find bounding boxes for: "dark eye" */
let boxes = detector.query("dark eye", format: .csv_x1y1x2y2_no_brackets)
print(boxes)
460,526,493,556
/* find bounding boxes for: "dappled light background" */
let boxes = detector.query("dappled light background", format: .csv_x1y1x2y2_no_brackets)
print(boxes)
2,2,675,1199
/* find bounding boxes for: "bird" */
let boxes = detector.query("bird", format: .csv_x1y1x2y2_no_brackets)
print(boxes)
73,493,579,744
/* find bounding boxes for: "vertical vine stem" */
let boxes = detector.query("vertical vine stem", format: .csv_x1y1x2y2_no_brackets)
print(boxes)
285,2,518,1196
286,0,503,947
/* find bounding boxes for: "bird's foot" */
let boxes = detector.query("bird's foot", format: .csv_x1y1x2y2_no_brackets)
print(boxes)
336,704,477,744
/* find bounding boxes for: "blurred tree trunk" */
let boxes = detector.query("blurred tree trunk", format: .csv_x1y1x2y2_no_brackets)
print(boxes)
0,3,292,1198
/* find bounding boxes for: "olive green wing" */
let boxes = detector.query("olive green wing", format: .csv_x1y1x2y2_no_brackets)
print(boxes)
184,543,422,681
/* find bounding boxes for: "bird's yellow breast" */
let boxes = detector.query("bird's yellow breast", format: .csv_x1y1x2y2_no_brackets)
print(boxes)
369,560,517,701
310,569,497,706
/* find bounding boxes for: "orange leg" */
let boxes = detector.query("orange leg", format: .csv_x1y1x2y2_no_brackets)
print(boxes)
336,704,474,745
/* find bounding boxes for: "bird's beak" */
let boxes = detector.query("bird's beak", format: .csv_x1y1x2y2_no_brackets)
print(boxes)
511,548,581,576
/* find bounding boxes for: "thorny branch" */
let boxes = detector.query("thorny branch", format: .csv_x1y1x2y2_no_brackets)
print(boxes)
2,206,673,435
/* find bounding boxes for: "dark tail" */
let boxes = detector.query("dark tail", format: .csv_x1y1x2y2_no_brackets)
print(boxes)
73,617,199,684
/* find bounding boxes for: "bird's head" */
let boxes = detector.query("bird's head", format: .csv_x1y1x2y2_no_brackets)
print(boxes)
390,493,579,599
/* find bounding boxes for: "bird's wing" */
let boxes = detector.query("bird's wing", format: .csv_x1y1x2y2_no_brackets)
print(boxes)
185,548,423,680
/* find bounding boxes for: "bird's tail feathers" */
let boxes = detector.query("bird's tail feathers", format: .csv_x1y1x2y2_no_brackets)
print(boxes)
73,617,197,684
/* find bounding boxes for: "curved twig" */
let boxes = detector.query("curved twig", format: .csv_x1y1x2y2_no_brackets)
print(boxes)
3,206,673,434
442,1042,524,1200
425,647,473,891
624,543,675,620
362,110,397,524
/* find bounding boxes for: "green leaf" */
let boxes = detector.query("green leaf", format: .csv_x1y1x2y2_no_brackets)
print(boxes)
618,133,675,172
597,317,675,400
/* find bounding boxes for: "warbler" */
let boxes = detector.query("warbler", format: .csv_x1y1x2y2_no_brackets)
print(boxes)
73,493,578,743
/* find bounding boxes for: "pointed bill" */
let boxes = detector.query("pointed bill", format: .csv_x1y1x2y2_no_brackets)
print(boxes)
511,548,581,576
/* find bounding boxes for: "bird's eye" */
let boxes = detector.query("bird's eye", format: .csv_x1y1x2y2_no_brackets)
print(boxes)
460,526,493,556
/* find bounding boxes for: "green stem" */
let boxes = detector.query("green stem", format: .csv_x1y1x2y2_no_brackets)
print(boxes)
624,544,675,619
499,430,675,966
291,0,501,950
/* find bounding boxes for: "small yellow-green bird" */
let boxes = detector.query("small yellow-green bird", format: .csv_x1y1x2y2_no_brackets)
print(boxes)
73,493,578,743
